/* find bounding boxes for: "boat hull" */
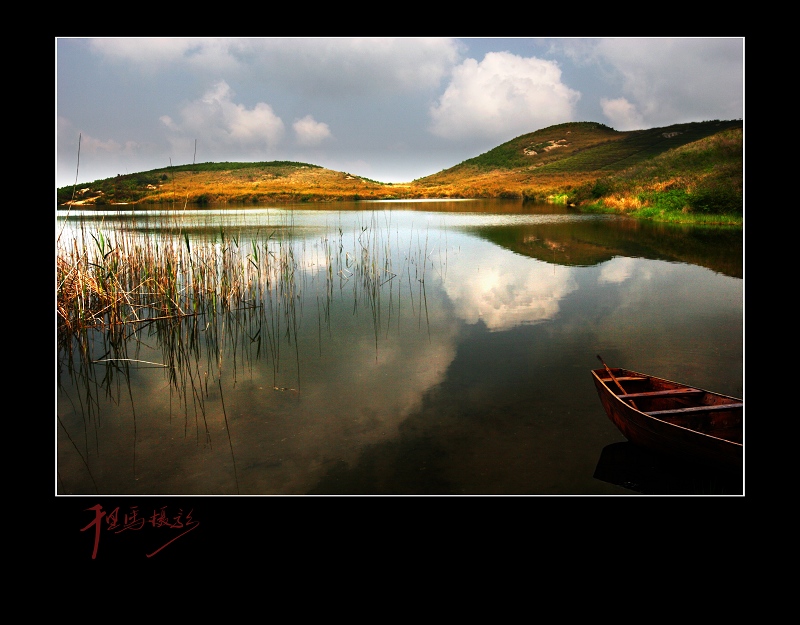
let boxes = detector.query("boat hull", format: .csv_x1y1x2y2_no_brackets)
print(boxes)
591,367,743,473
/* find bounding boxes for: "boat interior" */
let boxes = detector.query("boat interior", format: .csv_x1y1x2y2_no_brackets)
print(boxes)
593,368,743,444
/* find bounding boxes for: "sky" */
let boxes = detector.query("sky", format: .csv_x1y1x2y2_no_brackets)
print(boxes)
56,37,744,188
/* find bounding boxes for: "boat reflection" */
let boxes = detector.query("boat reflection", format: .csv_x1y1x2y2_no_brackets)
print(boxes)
593,442,743,495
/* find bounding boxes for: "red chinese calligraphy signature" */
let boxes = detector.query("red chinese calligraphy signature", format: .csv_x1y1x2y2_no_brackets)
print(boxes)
80,504,199,559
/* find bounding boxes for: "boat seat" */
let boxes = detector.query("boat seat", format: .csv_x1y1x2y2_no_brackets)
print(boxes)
618,388,703,400
646,403,743,417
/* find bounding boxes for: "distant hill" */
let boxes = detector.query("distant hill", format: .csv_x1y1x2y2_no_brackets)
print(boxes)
57,119,743,215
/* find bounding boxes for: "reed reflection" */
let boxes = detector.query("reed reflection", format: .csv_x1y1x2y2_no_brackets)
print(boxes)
57,208,462,494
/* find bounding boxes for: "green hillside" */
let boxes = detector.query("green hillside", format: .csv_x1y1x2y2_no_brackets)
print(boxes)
413,119,742,222
441,119,740,174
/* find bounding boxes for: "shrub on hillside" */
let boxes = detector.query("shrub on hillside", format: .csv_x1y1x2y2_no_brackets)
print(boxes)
591,180,613,198
688,183,741,214
641,189,691,212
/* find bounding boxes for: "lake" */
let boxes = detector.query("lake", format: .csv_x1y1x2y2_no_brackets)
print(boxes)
56,199,744,495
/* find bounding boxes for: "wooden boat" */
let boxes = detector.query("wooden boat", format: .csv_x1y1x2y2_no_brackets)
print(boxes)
591,360,743,473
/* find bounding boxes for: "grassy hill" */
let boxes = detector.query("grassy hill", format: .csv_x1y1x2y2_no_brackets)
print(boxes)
56,160,410,206
57,119,743,222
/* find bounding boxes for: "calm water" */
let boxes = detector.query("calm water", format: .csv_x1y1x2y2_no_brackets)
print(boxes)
56,200,744,495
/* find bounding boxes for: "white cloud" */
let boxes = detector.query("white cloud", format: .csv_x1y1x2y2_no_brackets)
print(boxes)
88,37,245,73
87,37,462,95
58,116,140,157
79,134,124,154
600,97,644,131
293,115,332,146
593,38,743,127
57,116,164,185
261,38,462,95
598,257,636,284
444,245,578,331
161,80,285,152
429,51,581,141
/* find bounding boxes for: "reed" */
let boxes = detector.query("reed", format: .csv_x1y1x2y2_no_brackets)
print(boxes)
58,210,437,348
